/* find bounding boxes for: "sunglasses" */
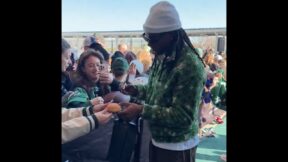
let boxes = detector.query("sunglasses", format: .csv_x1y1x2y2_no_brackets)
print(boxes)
142,33,165,44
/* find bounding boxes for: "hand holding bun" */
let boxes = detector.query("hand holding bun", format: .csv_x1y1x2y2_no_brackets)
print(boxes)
106,103,122,113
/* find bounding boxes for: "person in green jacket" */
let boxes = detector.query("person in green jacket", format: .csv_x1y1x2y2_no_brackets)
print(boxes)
118,1,206,162
66,49,114,108
211,69,226,110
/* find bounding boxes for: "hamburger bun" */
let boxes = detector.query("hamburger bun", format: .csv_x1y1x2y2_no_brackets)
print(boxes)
106,103,121,113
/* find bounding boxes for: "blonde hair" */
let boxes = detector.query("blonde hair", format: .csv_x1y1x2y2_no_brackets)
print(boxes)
137,49,152,72
204,53,214,65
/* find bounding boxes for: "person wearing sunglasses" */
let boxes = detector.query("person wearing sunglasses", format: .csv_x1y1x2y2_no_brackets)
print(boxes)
118,1,206,162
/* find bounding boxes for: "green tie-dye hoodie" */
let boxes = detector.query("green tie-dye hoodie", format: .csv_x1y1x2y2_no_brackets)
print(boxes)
134,45,206,143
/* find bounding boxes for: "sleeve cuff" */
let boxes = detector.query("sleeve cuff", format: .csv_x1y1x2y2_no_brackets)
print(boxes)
82,106,94,116
91,114,99,129
129,97,144,105
141,104,157,119
85,114,99,132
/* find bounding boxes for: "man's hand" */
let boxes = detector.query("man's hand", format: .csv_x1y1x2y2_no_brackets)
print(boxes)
120,84,139,96
118,103,143,121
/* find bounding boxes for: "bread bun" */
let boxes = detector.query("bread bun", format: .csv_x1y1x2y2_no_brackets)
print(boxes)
106,103,121,113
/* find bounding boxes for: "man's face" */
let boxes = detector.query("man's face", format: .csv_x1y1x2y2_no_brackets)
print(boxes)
142,32,173,55
119,44,128,55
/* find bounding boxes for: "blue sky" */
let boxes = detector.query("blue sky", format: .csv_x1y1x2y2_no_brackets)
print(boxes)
62,0,226,32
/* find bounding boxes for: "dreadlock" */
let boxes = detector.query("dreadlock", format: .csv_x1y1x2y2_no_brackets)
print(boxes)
179,28,206,67
153,28,206,81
